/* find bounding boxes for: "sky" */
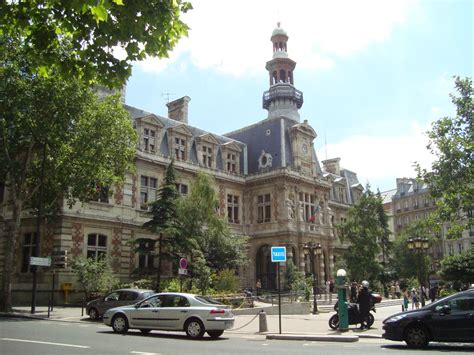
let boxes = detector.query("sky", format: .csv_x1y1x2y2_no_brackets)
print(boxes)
124,0,473,192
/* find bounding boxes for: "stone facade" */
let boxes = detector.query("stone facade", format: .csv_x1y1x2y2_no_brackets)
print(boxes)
0,25,362,304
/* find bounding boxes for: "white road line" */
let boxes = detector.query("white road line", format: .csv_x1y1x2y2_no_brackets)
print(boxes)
2,338,90,348
130,352,162,355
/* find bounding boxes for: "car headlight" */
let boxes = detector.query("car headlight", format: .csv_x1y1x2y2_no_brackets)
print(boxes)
385,314,407,323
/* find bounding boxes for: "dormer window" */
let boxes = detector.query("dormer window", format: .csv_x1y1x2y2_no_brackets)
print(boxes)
202,145,213,168
143,127,156,153
175,137,186,161
227,153,237,173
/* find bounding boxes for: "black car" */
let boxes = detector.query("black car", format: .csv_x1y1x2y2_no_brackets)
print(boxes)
383,289,474,347
86,288,154,320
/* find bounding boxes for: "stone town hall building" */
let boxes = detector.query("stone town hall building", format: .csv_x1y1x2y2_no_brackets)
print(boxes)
1,25,363,303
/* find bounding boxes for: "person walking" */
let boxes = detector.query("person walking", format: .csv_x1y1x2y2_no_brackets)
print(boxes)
357,280,372,330
402,288,409,311
350,281,358,303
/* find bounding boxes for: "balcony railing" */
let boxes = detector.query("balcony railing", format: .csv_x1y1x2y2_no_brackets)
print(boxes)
262,84,304,109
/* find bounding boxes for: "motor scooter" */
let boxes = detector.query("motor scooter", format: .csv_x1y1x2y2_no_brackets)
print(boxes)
328,293,382,330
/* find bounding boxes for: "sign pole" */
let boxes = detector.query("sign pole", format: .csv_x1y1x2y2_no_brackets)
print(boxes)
278,262,281,334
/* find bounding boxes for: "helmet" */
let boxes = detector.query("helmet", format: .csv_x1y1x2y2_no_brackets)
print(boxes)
362,280,369,288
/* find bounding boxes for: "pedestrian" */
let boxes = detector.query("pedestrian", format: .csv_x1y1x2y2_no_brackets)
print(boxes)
350,281,358,303
390,283,396,299
411,288,419,309
402,288,409,311
429,285,438,303
357,280,372,330
395,282,401,299
255,279,261,298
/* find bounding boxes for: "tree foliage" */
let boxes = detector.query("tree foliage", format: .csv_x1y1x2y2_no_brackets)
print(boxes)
417,76,473,238
176,172,248,293
439,248,474,285
71,256,118,300
337,186,386,282
0,0,192,87
0,34,137,311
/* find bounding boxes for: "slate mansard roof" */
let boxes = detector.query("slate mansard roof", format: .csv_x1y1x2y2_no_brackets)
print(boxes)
125,104,248,175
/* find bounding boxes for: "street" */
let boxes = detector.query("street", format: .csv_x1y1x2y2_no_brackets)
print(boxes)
1,316,473,355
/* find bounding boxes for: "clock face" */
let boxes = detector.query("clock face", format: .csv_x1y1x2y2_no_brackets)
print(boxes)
302,143,308,154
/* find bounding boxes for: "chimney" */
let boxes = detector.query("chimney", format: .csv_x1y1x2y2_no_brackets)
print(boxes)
166,96,191,124
322,157,341,176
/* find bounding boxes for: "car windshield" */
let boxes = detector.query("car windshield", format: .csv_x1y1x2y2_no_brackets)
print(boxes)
195,296,223,305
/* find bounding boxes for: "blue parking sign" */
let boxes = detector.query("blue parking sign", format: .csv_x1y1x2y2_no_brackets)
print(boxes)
271,246,287,262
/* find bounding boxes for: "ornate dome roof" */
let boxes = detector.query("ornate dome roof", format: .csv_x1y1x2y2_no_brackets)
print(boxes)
271,22,287,37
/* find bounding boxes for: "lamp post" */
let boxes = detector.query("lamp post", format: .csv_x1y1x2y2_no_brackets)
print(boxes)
304,242,322,314
407,237,430,307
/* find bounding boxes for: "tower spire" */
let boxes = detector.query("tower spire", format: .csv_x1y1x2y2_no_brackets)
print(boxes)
262,23,303,121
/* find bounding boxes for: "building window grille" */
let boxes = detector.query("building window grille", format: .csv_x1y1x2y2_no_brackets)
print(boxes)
257,194,271,223
227,194,240,223
21,232,37,273
87,233,107,260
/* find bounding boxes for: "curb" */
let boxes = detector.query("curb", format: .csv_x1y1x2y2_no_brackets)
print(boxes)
0,312,88,324
266,333,359,342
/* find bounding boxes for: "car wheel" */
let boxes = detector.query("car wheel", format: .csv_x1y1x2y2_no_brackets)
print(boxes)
404,326,429,348
88,307,99,320
207,330,224,339
112,314,129,334
140,329,151,335
367,313,375,328
328,314,339,330
185,318,205,339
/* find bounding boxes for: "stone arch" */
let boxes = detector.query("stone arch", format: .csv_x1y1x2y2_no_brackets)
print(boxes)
256,244,277,290
279,69,286,83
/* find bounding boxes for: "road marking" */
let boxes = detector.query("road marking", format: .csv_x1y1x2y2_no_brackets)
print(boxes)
130,352,162,355
1,338,90,349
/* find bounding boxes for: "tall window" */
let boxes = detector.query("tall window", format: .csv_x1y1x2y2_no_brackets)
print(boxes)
21,232,37,273
227,194,239,223
143,127,156,152
174,137,186,161
91,183,109,203
227,153,237,173
87,233,107,260
299,192,317,222
202,145,213,168
140,175,158,209
175,183,188,195
137,239,155,269
257,194,271,223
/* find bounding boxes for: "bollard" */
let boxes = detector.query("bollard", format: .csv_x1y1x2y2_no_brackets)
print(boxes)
259,310,268,333
336,269,349,331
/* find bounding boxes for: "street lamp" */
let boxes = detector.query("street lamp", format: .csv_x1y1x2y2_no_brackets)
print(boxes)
304,242,322,314
407,237,430,306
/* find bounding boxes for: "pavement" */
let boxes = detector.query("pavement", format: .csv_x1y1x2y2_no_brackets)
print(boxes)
0,297,406,343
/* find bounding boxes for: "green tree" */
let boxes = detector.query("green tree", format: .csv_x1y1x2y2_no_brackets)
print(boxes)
337,186,384,282
391,220,432,284
0,35,137,311
0,0,192,87
439,248,474,285
176,172,248,293
212,269,240,293
143,161,179,292
71,256,118,301
417,76,473,238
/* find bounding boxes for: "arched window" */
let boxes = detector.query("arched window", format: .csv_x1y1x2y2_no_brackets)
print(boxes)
256,245,277,290
280,69,286,83
272,71,278,85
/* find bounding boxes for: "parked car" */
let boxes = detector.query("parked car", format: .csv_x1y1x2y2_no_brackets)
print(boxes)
103,292,235,339
383,289,474,348
87,289,154,320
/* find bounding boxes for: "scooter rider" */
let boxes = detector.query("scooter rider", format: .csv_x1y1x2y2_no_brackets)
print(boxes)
357,280,371,329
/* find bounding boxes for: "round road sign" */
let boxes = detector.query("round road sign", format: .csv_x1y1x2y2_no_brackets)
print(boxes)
179,258,188,269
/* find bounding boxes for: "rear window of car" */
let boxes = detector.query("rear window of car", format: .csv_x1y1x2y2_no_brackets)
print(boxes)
195,296,222,305
142,292,155,299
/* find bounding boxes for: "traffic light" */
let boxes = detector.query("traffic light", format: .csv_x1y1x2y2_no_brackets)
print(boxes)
52,250,68,269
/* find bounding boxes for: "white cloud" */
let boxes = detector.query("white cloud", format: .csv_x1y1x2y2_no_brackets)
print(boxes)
136,0,417,76
318,120,434,190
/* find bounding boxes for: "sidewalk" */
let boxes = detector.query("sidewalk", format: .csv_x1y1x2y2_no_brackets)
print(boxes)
1,300,401,342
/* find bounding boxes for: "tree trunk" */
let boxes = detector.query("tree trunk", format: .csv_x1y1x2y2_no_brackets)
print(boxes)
1,199,22,312
156,233,162,292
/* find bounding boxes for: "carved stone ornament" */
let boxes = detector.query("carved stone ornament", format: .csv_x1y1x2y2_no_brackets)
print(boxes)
258,150,273,169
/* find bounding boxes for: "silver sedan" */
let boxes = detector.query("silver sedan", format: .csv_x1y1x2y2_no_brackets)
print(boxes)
103,292,235,339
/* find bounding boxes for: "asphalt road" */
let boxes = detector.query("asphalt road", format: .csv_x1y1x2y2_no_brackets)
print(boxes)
1,317,473,355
